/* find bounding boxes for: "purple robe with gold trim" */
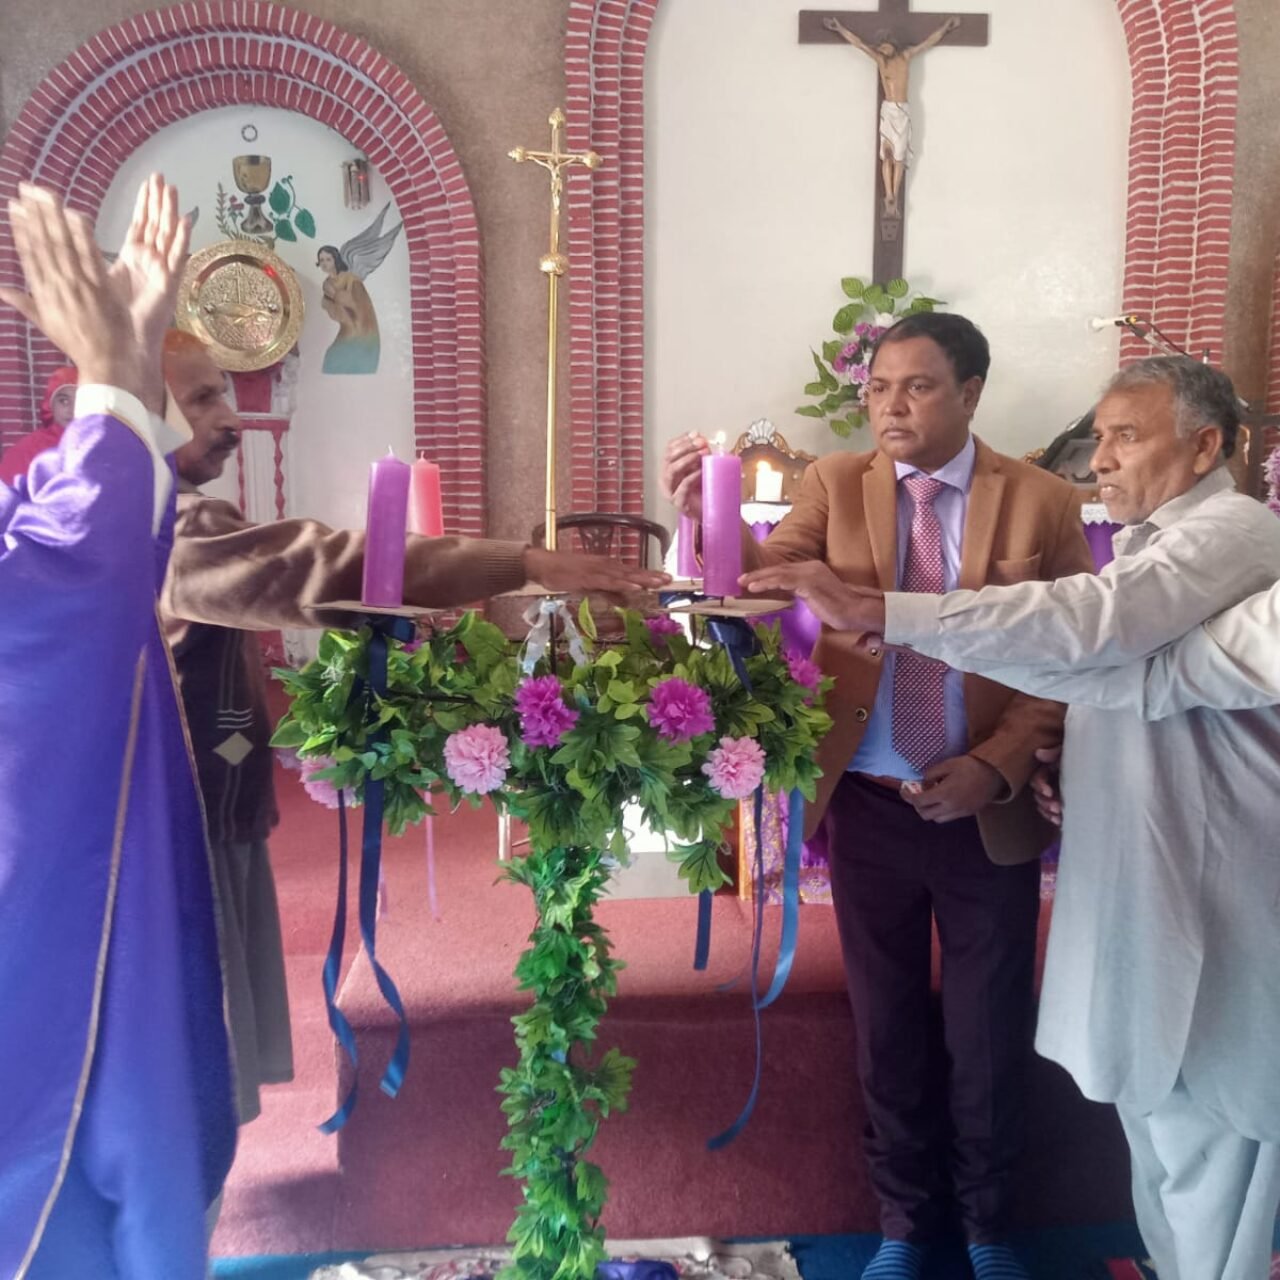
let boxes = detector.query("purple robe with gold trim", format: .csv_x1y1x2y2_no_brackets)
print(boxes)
0,411,236,1277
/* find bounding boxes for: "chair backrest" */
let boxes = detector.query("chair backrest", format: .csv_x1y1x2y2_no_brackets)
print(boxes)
531,512,672,569
731,419,816,504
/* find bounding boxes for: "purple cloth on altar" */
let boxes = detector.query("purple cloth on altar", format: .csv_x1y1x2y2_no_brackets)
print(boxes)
749,518,827,871
748,520,822,658
1083,519,1119,570
0,415,235,1276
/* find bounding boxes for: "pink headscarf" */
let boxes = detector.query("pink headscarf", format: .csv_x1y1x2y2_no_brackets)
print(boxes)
39,366,78,428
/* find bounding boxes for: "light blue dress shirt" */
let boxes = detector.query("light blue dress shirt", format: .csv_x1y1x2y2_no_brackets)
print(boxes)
848,434,975,779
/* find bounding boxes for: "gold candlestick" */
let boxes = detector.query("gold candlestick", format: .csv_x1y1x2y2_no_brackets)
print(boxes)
509,108,601,551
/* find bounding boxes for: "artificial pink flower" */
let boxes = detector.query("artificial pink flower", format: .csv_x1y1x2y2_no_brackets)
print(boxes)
515,675,579,748
1264,446,1280,518
300,755,346,809
443,724,511,794
644,615,683,640
786,653,823,692
701,735,766,799
647,677,714,743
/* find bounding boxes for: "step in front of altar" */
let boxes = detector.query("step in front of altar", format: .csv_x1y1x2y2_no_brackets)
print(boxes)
328,881,1133,1252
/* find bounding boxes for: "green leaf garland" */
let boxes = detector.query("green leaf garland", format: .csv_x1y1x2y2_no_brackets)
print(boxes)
274,606,832,1280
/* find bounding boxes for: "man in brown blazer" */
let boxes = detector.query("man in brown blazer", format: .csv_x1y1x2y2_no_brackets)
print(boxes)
662,313,1093,1280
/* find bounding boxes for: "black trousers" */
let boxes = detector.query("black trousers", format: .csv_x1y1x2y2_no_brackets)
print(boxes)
825,772,1042,1244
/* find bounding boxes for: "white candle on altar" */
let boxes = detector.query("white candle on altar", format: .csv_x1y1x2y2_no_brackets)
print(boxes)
754,460,783,503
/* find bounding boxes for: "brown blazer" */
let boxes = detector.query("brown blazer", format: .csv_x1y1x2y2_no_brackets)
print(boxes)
743,437,1095,863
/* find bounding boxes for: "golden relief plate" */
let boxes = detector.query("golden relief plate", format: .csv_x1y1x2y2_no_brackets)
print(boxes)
177,239,305,372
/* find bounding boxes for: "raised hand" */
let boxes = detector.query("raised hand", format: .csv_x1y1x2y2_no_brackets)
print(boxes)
740,560,887,634
660,432,710,520
0,184,138,394
0,174,189,410
522,547,670,598
109,173,191,350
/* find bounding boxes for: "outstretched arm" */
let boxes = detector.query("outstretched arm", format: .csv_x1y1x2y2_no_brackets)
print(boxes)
906,14,961,58
881,491,1280,671
823,16,881,60
961,583,1280,719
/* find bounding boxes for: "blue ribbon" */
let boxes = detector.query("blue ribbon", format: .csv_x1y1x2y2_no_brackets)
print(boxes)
693,890,713,971
318,791,359,1133
703,618,805,1147
757,787,804,1010
707,787,767,1151
318,616,415,1132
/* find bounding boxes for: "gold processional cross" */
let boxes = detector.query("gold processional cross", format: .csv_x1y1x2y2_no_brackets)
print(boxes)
509,108,601,552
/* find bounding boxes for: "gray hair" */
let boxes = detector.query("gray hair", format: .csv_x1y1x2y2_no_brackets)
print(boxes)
1104,356,1239,459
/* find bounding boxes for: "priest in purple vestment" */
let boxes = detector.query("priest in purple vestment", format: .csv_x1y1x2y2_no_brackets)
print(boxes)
0,177,236,1278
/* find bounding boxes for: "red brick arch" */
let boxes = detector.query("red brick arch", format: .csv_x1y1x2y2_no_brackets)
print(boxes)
564,0,659,521
0,2,486,537
1114,0,1239,366
564,0,1242,514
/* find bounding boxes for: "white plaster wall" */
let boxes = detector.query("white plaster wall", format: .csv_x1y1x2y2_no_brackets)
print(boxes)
645,0,1131,522
97,105,413,532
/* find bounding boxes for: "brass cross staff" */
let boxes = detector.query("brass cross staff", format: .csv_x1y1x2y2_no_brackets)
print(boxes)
509,108,602,552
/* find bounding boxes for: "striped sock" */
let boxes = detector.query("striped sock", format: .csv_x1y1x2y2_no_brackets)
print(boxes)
967,1242,1030,1280
861,1240,923,1280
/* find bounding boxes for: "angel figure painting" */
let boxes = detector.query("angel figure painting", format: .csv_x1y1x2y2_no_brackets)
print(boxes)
315,203,403,375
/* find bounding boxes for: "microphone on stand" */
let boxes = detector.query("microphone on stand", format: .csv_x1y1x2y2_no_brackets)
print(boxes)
1089,314,1143,331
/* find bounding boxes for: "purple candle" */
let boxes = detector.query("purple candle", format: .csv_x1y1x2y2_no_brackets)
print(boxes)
676,512,699,578
700,436,742,597
361,450,411,606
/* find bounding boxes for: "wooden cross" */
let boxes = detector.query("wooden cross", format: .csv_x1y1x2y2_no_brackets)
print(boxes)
800,2,988,283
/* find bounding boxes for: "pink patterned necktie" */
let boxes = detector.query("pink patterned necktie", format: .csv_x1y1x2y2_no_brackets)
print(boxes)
892,474,949,771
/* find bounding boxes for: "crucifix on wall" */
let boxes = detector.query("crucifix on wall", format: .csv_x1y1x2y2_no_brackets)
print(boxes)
800,2,989,282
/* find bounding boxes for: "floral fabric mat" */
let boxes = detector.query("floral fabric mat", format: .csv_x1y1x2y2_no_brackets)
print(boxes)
310,1239,799,1280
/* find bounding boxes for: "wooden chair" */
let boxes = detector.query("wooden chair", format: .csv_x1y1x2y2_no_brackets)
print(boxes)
531,512,671,569
731,419,816,504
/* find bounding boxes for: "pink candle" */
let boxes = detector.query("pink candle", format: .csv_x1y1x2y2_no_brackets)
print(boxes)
676,512,699,578
361,451,410,606
700,438,742,597
409,457,444,537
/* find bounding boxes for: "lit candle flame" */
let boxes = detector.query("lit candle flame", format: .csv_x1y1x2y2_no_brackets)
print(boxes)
754,460,783,502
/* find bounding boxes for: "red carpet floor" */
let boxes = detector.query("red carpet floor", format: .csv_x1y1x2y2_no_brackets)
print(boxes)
212,702,1133,1258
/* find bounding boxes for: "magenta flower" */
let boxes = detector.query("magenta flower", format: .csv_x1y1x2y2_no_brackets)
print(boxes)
300,756,345,809
647,677,714,742
786,653,823,692
848,362,870,382
701,735,767,799
854,322,872,337
514,675,580,748
443,724,510,793
834,341,864,375
1264,447,1280,517
644,615,683,640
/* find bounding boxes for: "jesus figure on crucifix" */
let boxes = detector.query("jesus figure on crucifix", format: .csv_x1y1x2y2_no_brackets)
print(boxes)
823,13,961,217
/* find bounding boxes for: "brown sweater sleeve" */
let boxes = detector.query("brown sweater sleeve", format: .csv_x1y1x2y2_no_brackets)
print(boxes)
162,493,529,632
